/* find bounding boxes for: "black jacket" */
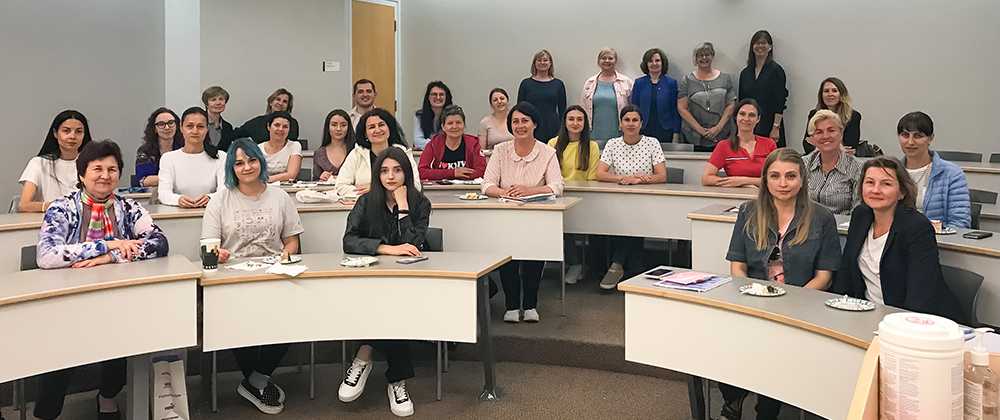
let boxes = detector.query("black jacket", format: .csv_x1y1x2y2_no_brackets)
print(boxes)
343,192,431,256
215,116,236,152
233,114,300,144
833,204,963,322
738,60,788,146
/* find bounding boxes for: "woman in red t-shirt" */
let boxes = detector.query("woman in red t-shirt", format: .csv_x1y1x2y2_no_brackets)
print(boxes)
701,98,777,187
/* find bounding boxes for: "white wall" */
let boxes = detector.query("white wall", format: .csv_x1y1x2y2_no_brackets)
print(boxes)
400,0,1000,157
200,0,352,148
0,0,165,204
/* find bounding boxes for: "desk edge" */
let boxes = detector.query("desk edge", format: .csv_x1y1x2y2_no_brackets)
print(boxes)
0,272,200,307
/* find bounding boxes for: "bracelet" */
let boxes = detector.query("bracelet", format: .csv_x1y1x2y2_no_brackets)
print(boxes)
773,122,781,127
398,209,410,214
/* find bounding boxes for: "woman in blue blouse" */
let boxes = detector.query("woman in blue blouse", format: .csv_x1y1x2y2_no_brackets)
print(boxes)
135,108,184,187
631,48,680,143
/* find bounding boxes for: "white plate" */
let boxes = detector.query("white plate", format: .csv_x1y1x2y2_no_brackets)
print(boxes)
341,256,378,267
936,227,957,235
825,296,876,311
739,284,785,297
263,255,302,264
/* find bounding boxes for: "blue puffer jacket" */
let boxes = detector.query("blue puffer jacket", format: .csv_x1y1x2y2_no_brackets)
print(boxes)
904,151,971,229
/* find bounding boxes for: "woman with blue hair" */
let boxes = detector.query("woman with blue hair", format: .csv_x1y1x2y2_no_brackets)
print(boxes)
200,138,304,414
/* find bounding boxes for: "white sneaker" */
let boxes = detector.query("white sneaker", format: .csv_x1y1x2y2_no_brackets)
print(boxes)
565,264,583,284
388,380,414,417
339,358,372,402
523,308,539,322
503,310,520,323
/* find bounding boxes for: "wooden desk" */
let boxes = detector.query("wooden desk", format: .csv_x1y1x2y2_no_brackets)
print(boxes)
201,252,510,400
0,255,200,420
619,272,901,419
688,204,1000,325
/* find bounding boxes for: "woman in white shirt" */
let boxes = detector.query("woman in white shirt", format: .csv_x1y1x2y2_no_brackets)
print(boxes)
18,110,93,213
335,108,419,198
595,104,667,289
158,107,226,207
260,111,303,182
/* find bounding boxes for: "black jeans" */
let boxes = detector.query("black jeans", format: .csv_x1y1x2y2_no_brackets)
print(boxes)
610,236,644,277
499,260,544,311
232,344,291,379
360,340,414,383
719,382,782,420
34,358,126,420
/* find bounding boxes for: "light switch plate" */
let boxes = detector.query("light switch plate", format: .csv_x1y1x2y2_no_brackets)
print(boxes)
323,61,340,72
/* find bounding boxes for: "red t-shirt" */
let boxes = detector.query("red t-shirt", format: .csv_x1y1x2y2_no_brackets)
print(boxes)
706,136,777,178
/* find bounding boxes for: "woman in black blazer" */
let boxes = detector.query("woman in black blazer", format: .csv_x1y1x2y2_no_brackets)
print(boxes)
833,156,963,322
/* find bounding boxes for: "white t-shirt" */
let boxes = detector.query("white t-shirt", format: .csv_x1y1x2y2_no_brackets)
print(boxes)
263,140,303,176
599,135,665,177
859,225,888,305
201,185,305,259
906,162,932,211
19,156,78,202
157,150,227,206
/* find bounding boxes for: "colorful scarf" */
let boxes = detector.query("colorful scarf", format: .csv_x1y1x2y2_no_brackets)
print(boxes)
83,192,115,242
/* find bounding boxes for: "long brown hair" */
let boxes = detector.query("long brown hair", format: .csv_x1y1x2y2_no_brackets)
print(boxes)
816,77,853,126
746,148,814,250
553,105,593,172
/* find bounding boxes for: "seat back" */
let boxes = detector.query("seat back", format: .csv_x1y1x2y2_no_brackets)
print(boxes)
425,227,443,252
9,195,20,214
661,142,694,152
971,202,982,230
664,167,684,184
990,153,1000,164
21,245,38,271
294,139,309,150
296,168,312,182
969,189,998,205
941,265,985,326
131,174,139,188
935,151,983,163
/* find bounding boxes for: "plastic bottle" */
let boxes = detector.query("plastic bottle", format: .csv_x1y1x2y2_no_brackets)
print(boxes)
965,328,999,420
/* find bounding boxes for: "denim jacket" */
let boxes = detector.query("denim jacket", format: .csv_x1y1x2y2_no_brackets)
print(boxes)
37,190,169,268
726,200,841,287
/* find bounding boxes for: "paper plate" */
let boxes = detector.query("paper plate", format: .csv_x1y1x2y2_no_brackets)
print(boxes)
825,296,876,311
739,284,785,297
936,227,957,235
340,256,379,267
263,255,302,264
457,194,488,200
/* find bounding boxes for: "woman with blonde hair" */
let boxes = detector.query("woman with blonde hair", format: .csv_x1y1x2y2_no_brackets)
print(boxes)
518,50,566,141
802,109,862,215
721,147,840,420
802,77,861,154
581,47,633,145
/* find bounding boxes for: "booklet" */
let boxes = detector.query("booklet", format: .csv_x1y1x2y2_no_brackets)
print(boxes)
500,192,555,203
653,276,731,292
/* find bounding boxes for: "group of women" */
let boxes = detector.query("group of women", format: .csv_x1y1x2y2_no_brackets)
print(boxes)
14,29,977,420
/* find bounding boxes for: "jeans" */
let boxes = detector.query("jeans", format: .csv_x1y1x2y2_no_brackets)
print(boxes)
233,344,291,378
34,358,126,420
610,235,644,277
499,260,544,311
719,382,782,420
360,340,414,383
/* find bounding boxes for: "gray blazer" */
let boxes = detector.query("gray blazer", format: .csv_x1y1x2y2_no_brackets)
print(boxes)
726,200,841,287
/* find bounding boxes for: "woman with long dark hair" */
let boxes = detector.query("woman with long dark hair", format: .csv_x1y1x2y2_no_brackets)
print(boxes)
739,30,788,147
157,107,225,207
314,109,356,181
412,81,453,150
335,108,419,198
19,110,93,212
340,146,430,417
135,107,184,187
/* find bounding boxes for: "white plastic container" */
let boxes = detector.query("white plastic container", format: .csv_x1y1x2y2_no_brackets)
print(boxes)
879,312,964,420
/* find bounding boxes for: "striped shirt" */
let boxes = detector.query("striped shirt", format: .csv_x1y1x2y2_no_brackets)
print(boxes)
482,140,564,196
803,149,862,215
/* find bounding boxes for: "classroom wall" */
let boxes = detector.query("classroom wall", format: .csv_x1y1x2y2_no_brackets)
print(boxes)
0,0,165,207
399,0,1000,157
200,0,352,150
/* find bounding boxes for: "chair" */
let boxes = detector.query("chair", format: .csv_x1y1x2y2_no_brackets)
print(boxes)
294,139,309,150
20,245,38,271
664,167,684,184
661,142,694,152
969,189,998,205
990,153,1000,164
941,265,985,327
425,227,443,252
935,151,983,163
130,174,139,188
972,203,982,230
9,195,20,214
296,168,312,182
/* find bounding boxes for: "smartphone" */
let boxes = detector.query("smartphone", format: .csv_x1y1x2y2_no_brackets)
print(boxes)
396,255,429,264
643,266,674,279
962,231,994,239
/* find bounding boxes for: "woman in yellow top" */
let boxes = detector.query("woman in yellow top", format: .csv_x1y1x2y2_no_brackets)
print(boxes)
548,105,601,284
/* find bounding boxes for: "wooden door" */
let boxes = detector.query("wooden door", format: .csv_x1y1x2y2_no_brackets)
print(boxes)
352,1,396,113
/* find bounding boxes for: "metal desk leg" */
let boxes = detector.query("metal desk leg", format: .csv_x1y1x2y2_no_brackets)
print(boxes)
436,341,442,401
444,342,449,373
686,374,706,420
126,355,149,420
477,275,502,401
342,341,348,378
17,379,25,420
310,342,316,400
211,352,218,413
561,260,566,317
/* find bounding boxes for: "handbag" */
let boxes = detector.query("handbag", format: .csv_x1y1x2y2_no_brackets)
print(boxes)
854,140,883,158
152,356,189,420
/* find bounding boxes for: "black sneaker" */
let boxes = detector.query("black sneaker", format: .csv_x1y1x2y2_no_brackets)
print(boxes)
238,379,283,414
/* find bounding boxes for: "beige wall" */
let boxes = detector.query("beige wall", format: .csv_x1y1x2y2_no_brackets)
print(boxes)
200,0,352,149
400,0,1000,157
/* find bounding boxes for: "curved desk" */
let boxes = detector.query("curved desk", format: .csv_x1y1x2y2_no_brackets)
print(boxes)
688,204,1000,325
618,272,901,419
0,255,200,419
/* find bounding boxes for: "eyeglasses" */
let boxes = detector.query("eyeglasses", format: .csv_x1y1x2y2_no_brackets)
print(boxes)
753,40,770,46
429,92,447,98
696,53,714,59
154,121,176,129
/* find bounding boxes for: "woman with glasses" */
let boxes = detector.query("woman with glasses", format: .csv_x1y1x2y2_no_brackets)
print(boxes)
721,148,840,420
738,30,788,147
678,42,737,152
413,81,453,150
135,108,184,187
